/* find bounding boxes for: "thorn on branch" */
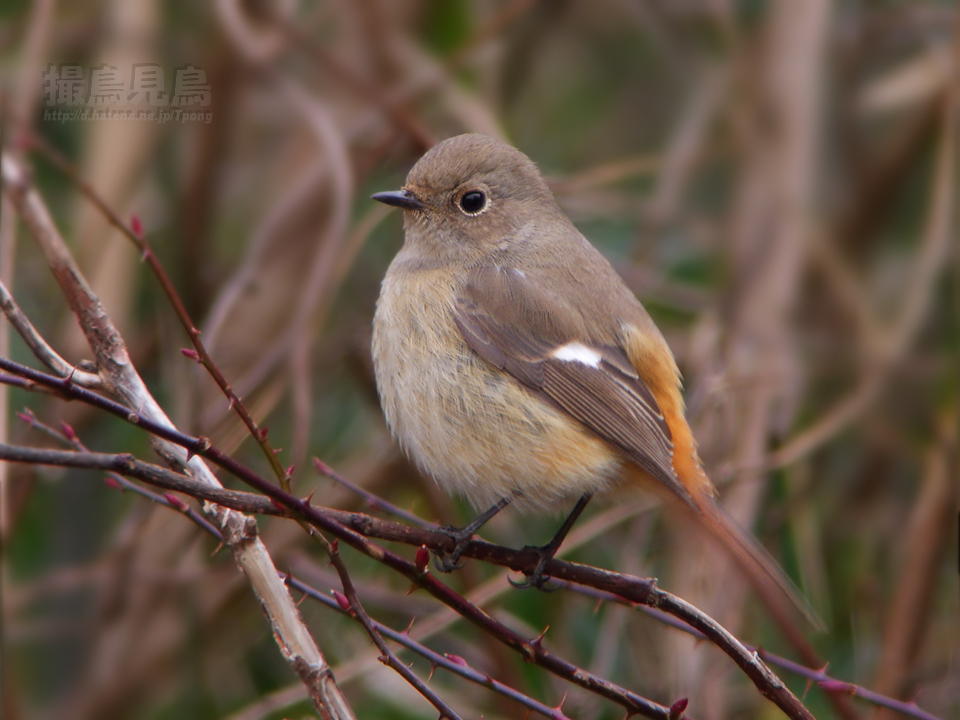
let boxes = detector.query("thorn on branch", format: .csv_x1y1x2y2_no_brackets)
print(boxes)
530,626,549,650
552,690,568,715
521,627,549,661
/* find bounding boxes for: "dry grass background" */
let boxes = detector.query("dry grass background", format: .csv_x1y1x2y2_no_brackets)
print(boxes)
0,1,958,719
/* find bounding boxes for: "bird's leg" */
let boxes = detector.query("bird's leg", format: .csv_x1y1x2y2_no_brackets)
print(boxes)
434,496,512,572
510,494,592,590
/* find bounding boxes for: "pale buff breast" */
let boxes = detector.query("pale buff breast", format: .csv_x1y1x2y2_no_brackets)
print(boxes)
372,264,624,513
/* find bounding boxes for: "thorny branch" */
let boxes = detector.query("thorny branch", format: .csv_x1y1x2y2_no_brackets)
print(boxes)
1,428,942,720
26,134,294,492
1,151,356,720
3,415,943,720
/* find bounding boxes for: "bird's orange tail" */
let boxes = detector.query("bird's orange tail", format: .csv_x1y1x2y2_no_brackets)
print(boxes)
689,489,824,631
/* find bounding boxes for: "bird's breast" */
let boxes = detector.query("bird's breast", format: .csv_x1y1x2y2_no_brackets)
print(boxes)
372,263,624,513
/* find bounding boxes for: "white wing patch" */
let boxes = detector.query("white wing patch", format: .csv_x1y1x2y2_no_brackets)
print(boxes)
550,342,602,368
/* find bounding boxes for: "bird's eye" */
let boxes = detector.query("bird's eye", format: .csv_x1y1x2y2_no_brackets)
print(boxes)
458,190,488,215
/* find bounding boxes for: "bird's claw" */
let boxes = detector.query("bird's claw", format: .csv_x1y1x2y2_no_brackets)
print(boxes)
432,525,473,573
433,551,466,573
509,545,560,591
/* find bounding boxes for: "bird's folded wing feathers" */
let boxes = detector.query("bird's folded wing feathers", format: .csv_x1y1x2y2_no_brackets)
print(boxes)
454,265,692,505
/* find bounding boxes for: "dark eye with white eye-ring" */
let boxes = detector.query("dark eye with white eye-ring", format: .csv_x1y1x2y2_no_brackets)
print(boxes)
458,190,488,215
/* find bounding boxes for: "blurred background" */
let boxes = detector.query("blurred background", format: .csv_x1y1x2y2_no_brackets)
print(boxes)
1,1,958,719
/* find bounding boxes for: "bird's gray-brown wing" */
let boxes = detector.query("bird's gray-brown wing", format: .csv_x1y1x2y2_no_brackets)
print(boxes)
454,265,690,503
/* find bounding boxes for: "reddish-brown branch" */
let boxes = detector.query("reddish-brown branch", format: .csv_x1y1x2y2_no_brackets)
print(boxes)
1,432,943,720
284,574,575,720
25,135,292,490
0,440,677,719
1,150,355,720
0,424,804,720
324,539,466,720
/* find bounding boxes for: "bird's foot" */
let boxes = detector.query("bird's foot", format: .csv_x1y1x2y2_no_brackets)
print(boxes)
509,494,591,590
433,525,477,573
508,543,561,591
431,498,512,573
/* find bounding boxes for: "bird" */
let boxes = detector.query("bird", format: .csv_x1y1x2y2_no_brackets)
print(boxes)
370,133,816,625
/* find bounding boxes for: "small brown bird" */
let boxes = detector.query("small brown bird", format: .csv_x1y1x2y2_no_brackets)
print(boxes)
372,134,815,624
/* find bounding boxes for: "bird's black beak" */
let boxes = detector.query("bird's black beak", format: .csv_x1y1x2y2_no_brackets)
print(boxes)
371,189,425,211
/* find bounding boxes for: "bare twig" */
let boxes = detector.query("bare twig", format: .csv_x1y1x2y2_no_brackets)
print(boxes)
555,582,945,720
3,431,940,720
285,574,573,720
0,280,102,388
0,434,809,719
0,439,678,718
206,80,353,463
325,541,466,720
314,456,433,529
25,135,293,490
0,151,356,720
15,408,221,537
